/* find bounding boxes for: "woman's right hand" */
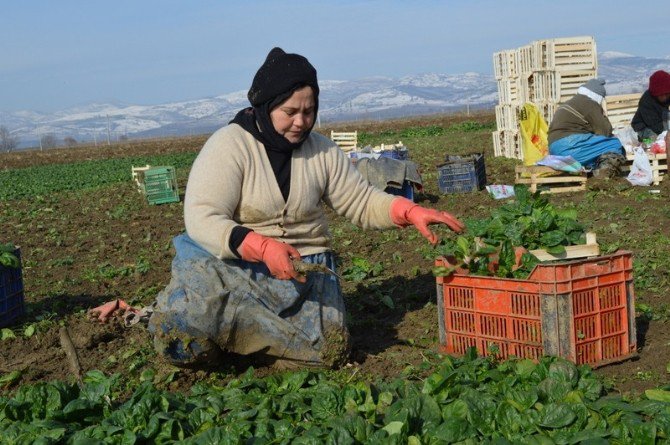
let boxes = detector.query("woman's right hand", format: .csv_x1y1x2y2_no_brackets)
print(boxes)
238,232,306,282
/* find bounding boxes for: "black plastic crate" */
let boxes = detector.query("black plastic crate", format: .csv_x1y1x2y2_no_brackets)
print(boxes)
437,153,487,194
0,248,25,328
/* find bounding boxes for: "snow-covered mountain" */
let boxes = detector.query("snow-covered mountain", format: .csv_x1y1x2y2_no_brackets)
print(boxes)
2,52,669,148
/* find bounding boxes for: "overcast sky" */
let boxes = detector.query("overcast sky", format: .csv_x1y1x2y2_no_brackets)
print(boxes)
2,0,669,113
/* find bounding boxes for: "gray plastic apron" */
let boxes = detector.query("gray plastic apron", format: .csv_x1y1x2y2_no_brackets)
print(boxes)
148,234,349,368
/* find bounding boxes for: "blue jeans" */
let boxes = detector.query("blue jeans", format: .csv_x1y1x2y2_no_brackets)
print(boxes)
148,234,348,367
549,133,623,168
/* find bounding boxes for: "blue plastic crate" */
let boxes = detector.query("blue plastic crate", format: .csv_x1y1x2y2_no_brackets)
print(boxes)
0,248,25,328
437,153,487,194
385,180,415,201
379,147,409,161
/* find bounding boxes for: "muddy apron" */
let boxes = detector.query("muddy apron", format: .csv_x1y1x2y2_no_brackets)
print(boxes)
148,233,349,367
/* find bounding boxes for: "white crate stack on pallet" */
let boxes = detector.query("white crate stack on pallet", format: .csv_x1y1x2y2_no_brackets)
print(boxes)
493,36,598,160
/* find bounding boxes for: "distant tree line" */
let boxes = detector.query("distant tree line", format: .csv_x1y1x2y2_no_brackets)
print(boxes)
0,127,86,152
0,125,19,152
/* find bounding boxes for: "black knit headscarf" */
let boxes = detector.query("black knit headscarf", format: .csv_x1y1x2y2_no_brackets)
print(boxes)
230,47,320,153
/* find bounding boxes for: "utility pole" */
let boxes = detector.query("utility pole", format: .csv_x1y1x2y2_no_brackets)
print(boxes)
93,131,97,147
106,115,111,146
37,126,43,151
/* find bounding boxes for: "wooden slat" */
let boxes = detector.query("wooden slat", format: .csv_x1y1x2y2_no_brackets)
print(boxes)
530,232,599,261
515,165,587,193
492,131,504,157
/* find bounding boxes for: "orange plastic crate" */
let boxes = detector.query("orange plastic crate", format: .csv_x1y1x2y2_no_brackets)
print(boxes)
435,251,637,367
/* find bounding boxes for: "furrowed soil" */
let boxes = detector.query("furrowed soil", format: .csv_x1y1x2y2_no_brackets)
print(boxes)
1,112,669,396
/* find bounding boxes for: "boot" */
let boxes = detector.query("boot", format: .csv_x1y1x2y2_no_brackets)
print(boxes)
593,152,626,179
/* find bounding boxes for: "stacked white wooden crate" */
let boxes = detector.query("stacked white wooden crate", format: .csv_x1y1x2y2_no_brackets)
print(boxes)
604,93,642,130
492,36,598,160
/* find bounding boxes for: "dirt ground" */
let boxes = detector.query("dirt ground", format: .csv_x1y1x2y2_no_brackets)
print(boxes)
1,113,668,396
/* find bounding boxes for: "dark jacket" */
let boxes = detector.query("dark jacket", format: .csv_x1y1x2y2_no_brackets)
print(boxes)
548,94,612,145
631,90,669,135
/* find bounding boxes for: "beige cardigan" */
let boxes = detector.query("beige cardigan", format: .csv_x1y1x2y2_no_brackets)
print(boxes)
184,124,397,259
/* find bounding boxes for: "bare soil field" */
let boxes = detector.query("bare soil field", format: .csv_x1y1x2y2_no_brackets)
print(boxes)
1,111,669,397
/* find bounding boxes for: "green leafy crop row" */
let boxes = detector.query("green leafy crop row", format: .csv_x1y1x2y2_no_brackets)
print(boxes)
0,152,196,201
1,353,669,443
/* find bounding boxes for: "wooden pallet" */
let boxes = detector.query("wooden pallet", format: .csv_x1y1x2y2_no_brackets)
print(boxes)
515,165,587,193
605,93,642,129
330,131,358,153
621,152,667,185
530,232,599,261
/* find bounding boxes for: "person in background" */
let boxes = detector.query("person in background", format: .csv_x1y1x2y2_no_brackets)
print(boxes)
631,70,670,142
548,78,626,179
134,47,464,370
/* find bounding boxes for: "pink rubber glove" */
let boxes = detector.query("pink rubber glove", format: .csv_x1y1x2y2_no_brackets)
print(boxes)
238,232,306,282
390,197,465,245
88,299,139,323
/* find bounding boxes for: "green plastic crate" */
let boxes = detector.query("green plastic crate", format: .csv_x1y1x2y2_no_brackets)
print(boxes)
141,166,180,205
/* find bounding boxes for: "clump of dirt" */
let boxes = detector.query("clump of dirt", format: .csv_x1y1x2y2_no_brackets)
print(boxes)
320,326,351,368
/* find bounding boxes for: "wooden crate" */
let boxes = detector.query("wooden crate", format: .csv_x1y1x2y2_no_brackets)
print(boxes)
495,104,522,131
521,73,539,103
534,70,597,103
492,130,522,160
515,165,587,193
605,93,642,130
554,70,598,102
331,131,358,153
493,50,518,79
497,78,522,104
492,131,504,157
534,37,597,72
504,130,523,161
533,101,558,127
552,36,597,72
621,152,667,185
532,40,552,71
516,45,534,76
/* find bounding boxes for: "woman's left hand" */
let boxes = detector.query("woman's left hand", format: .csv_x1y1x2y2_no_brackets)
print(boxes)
390,197,464,245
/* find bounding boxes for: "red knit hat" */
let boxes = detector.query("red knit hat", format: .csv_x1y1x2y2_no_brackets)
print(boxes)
649,70,670,97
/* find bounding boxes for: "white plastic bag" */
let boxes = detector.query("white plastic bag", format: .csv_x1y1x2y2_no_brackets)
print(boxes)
613,126,639,154
627,147,653,186
486,185,515,199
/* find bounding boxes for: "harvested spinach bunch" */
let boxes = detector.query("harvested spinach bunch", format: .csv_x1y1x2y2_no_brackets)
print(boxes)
0,243,20,269
435,184,586,279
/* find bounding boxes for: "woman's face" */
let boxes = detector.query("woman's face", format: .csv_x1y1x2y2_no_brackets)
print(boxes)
270,86,315,143
656,93,670,104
